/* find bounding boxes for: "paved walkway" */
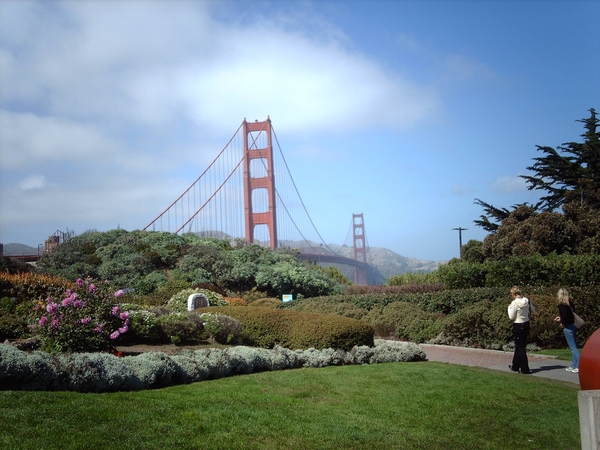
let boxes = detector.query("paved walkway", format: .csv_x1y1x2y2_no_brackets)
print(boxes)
420,344,580,385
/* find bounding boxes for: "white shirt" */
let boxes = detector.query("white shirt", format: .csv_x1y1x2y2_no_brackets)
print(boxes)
508,296,535,323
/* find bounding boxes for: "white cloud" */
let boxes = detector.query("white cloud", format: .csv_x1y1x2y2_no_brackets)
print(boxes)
18,175,47,190
490,175,528,194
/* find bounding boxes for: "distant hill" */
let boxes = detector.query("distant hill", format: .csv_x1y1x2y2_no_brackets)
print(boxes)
280,240,441,280
2,243,39,256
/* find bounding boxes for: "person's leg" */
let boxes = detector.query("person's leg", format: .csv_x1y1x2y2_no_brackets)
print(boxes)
563,325,580,369
516,322,530,373
512,322,529,372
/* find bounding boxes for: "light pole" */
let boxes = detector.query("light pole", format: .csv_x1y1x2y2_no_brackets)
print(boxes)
452,227,467,257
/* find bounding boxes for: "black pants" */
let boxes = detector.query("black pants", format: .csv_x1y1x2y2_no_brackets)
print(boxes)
512,321,530,373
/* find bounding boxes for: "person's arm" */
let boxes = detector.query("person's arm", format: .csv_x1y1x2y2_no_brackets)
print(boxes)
508,301,516,321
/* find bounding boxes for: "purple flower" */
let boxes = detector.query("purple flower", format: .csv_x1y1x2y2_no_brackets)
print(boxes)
73,300,85,308
46,302,59,315
89,284,97,293
61,297,73,307
110,331,120,340
50,319,60,329
76,279,84,288
39,316,48,326
80,317,91,325
114,289,124,298
118,325,129,334
94,323,105,333
112,306,120,316
119,311,129,321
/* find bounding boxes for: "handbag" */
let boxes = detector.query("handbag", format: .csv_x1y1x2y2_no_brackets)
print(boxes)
573,311,585,329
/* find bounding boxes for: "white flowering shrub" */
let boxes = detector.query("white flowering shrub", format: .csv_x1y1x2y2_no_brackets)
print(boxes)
0,340,426,392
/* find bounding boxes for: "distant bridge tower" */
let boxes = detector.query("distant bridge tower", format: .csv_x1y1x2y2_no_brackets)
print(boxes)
243,118,278,249
352,213,367,284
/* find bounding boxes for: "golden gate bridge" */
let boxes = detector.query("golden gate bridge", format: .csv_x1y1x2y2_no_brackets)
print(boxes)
142,117,378,285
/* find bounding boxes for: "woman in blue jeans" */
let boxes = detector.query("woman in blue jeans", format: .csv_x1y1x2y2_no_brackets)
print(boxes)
554,288,580,373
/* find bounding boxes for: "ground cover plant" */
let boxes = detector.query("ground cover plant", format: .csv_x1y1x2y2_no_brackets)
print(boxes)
0,362,579,449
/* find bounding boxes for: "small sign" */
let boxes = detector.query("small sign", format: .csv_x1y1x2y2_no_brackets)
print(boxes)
282,294,293,302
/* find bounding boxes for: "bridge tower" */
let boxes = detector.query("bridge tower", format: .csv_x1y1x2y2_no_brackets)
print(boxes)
243,118,278,249
352,213,367,284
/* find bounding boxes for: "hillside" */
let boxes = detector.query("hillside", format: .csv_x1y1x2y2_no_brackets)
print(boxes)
280,240,441,280
2,243,38,255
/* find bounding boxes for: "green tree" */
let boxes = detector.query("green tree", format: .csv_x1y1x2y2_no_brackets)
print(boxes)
521,108,599,211
474,109,600,259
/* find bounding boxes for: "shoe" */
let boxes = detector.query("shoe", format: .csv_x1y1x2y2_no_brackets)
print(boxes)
572,368,579,374
508,365,519,372
566,367,574,372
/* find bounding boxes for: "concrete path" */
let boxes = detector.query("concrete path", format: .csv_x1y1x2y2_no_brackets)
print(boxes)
420,343,580,385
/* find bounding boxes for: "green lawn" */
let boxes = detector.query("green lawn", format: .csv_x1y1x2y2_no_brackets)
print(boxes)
0,362,580,450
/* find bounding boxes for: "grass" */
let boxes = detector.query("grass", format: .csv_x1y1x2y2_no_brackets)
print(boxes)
0,362,580,450
532,347,582,360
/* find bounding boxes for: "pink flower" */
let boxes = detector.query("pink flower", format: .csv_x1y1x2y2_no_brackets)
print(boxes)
39,316,48,326
119,311,129,320
73,300,85,308
89,284,97,293
112,306,120,316
46,302,58,315
61,297,73,307
118,325,129,334
50,319,60,329
80,317,91,325
114,289,124,298
110,331,120,340
76,279,84,288
94,323,105,333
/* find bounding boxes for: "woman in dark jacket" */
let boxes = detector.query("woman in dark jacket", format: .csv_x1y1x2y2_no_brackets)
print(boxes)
554,288,580,373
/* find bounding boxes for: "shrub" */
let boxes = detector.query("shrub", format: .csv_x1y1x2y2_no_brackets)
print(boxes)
249,298,282,308
199,313,242,344
33,278,130,353
363,302,445,343
0,311,29,340
0,272,75,306
155,313,205,345
205,306,374,351
224,297,248,306
0,340,425,392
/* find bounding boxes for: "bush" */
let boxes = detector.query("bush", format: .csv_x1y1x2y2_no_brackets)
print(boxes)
0,272,75,306
363,302,445,343
33,279,130,353
249,298,282,308
0,340,426,392
200,313,242,345
155,313,205,345
205,306,374,351
0,311,29,340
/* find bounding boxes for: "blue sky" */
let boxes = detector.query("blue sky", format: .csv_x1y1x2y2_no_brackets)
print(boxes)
1,0,598,262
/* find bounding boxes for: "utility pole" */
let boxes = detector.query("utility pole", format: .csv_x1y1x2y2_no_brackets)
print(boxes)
452,227,468,257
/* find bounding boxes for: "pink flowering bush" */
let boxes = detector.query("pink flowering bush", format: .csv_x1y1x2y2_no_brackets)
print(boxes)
35,278,129,353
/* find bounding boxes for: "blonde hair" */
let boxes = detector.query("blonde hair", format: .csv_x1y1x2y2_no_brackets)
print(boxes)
510,286,521,297
557,288,571,306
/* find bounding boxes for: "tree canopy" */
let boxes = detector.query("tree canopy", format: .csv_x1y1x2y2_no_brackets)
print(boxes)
36,230,348,298
472,109,600,260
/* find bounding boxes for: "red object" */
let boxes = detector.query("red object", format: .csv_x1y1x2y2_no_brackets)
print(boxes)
579,328,600,390
243,118,277,249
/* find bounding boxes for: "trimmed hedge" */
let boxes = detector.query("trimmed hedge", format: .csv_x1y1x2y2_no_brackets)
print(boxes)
0,340,426,392
204,306,374,351
438,254,600,289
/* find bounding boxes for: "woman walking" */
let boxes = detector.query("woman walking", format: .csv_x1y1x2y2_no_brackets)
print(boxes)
554,288,580,373
508,286,535,374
